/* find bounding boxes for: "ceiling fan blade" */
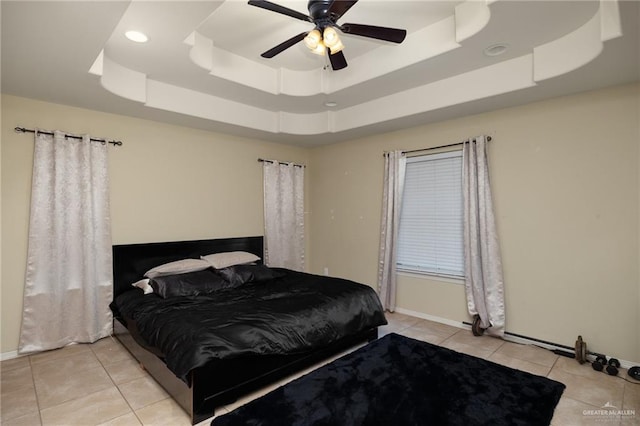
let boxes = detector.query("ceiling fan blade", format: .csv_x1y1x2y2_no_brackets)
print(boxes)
340,23,407,43
248,0,312,23
327,0,358,22
328,49,348,71
261,32,308,58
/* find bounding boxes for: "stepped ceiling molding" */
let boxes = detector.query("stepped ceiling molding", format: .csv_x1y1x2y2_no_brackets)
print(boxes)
2,0,638,145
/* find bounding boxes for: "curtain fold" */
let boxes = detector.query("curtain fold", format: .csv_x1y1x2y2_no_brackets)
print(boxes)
263,161,305,271
19,130,113,353
377,151,406,312
462,136,505,337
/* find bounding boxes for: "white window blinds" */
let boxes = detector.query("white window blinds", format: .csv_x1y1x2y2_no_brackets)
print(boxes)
397,150,464,277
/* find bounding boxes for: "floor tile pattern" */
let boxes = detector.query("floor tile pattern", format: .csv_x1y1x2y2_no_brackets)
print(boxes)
2,313,638,425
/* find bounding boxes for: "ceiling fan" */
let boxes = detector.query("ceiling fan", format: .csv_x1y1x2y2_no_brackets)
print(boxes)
247,0,407,71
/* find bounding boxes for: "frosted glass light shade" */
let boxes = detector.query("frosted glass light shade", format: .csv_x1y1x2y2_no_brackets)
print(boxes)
304,29,322,50
323,27,339,47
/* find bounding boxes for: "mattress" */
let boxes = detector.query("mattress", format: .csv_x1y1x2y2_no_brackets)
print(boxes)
111,267,387,382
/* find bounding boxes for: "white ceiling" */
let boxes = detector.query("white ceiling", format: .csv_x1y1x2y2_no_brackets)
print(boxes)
2,0,638,146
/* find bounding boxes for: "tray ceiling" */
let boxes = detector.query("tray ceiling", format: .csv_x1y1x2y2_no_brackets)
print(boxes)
2,0,638,145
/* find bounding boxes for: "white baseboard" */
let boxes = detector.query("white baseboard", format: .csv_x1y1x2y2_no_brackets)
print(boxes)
394,307,469,330
1,350,22,361
392,307,639,370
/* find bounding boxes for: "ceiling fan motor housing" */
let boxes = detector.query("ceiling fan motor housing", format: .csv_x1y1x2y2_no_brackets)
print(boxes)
308,0,334,21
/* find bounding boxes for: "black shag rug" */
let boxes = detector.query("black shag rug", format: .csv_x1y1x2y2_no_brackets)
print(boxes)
211,333,565,426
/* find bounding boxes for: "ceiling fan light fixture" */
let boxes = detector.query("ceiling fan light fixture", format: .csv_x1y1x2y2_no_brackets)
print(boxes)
304,29,322,50
310,41,326,55
323,27,339,47
323,26,344,54
249,0,407,70
329,39,344,54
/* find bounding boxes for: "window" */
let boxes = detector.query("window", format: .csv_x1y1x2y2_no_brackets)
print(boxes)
396,150,464,278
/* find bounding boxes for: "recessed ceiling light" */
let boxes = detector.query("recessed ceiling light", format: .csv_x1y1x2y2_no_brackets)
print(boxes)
484,43,509,57
324,101,338,107
125,31,148,43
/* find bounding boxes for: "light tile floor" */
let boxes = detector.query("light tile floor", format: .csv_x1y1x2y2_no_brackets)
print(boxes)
2,312,639,425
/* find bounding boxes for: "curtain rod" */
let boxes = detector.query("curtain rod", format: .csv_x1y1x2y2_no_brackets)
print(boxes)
258,158,305,168
14,126,123,146
401,136,492,155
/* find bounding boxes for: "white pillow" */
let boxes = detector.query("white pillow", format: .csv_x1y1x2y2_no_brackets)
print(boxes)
144,258,210,278
201,251,261,269
132,278,153,295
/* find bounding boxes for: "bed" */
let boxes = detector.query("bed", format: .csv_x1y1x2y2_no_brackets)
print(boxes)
110,236,386,424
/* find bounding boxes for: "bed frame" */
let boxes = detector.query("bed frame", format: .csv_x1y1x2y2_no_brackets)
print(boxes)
111,236,378,424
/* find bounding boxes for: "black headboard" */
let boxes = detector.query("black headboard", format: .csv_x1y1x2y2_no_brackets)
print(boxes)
112,236,264,298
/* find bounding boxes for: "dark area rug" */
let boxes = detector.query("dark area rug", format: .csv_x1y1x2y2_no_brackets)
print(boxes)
211,333,565,426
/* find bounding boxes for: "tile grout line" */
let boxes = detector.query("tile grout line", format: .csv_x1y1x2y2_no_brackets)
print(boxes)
91,338,152,426
547,354,562,380
28,355,44,426
34,347,112,409
33,340,145,425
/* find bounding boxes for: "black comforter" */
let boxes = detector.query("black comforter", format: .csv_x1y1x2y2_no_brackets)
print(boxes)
112,268,387,382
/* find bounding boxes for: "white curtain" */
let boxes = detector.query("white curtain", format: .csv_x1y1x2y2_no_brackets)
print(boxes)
19,130,113,353
263,161,305,270
462,136,505,337
377,151,406,312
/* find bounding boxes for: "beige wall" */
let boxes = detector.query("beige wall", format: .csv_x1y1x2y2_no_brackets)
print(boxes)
1,94,309,354
2,84,639,363
309,83,640,362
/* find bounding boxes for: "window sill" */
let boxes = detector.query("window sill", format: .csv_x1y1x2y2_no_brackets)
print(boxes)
397,270,464,285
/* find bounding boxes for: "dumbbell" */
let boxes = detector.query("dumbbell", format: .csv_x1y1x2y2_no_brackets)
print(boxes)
592,355,620,376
